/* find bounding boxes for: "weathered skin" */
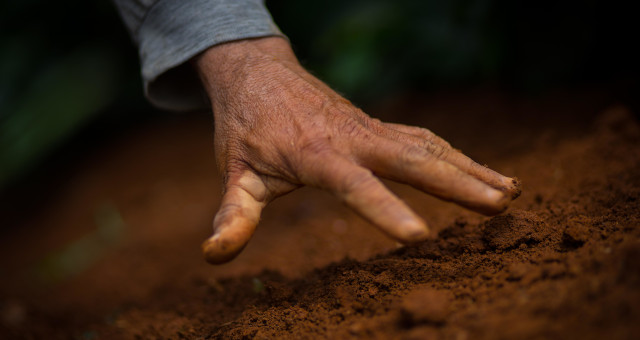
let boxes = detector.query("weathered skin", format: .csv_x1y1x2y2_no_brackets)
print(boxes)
194,37,521,264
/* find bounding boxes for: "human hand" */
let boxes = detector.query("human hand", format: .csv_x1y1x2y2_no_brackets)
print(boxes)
194,37,520,264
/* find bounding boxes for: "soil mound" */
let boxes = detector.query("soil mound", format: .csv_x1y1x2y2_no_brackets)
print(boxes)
1,95,639,339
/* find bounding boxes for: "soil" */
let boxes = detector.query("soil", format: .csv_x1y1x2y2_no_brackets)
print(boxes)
1,88,639,339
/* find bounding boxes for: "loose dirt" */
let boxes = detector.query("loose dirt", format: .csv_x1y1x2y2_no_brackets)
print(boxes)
1,89,639,339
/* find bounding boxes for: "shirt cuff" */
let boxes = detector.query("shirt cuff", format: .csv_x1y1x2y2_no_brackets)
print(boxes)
137,0,285,111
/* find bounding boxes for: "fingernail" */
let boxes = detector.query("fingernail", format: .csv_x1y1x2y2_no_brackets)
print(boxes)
205,234,224,250
509,177,522,199
486,186,507,202
483,188,511,214
400,219,430,242
202,234,236,264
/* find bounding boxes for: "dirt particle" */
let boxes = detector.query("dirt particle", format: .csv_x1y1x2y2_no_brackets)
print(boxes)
534,194,544,204
348,321,364,335
542,262,566,279
400,287,454,325
562,218,590,249
482,210,547,250
506,263,530,281
616,241,640,284
405,325,440,340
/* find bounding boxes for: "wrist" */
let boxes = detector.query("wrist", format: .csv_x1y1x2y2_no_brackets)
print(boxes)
194,36,298,98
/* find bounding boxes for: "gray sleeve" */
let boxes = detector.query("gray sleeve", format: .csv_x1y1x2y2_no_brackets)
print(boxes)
113,0,285,111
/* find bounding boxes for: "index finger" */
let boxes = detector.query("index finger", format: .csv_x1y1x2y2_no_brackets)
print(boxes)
383,122,521,199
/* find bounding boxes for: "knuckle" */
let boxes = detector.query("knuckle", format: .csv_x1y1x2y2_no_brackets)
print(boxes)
352,108,373,122
415,127,433,139
422,130,452,148
398,145,431,166
424,142,449,160
336,116,367,138
332,100,357,114
362,117,385,134
440,138,452,149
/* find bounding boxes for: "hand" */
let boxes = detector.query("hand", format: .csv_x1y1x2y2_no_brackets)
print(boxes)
194,37,520,264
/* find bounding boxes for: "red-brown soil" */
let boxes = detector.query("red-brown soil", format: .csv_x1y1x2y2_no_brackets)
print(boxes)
1,89,639,339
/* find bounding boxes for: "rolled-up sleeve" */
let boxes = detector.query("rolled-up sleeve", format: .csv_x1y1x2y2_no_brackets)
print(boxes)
113,0,285,111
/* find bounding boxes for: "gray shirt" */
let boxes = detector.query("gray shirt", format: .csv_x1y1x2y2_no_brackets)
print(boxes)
113,0,284,111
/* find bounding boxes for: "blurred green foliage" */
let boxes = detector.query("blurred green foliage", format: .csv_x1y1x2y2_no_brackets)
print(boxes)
0,0,637,189
0,47,119,185
270,0,637,100
1,1,145,189
34,202,125,284
272,0,504,99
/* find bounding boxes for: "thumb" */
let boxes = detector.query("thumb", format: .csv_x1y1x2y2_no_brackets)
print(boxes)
202,170,267,264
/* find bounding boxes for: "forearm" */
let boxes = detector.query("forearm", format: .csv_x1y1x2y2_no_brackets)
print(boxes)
113,0,285,111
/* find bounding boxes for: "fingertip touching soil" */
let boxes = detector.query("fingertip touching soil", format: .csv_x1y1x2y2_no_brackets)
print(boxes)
1,89,639,339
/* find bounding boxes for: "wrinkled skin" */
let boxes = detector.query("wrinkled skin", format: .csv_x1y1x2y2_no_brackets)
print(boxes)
195,37,520,264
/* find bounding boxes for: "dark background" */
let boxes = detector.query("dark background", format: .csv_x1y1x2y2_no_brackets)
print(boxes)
1,0,638,192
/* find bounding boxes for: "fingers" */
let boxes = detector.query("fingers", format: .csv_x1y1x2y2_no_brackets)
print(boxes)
383,122,521,199
355,134,511,215
302,151,429,243
383,122,453,150
202,170,267,264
